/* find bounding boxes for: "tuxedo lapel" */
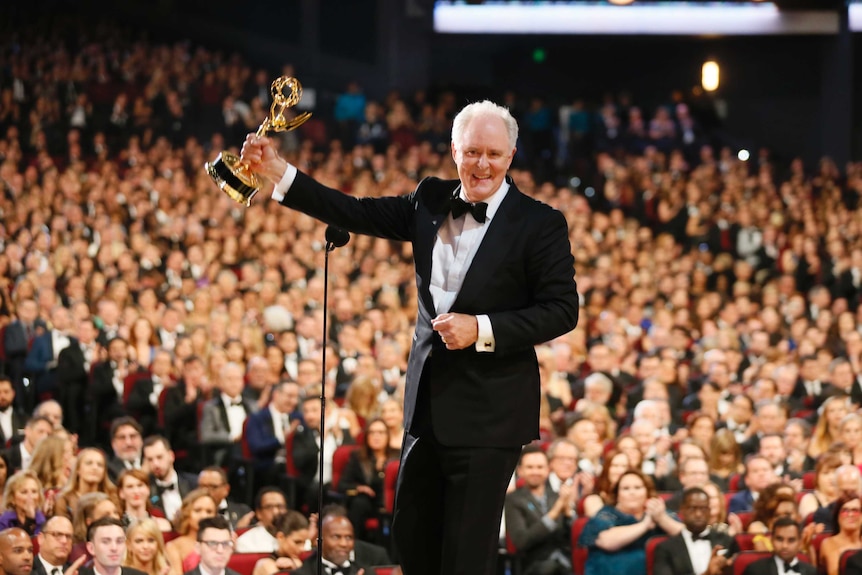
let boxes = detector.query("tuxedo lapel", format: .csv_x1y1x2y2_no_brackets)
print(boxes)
452,184,523,310
670,537,695,573
415,179,460,317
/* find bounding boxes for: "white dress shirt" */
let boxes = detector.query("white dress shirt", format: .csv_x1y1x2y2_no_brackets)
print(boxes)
682,528,712,575
221,393,247,441
0,407,13,441
156,469,182,521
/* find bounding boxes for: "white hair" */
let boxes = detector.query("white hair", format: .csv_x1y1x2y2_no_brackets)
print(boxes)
451,100,518,150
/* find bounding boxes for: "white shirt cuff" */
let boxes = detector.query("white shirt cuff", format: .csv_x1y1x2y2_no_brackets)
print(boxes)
272,163,298,202
475,314,495,353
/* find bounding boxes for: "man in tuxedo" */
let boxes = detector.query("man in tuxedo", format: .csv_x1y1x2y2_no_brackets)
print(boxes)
198,467,252,529
200,361,257,468
183,516,241,575
34,516,73,575
0,377,26,447
3,298,47,413
0,527,35,575
162,355,207,468
729,455,779,513
4,416,53,472
504,445,574,575
24,305,72,403
243,99,579,575
245,380,301,484
79,517,147,575
317,504,392,567
793,354,833,411
289,513,377,575
654,488,736,575
126,348,174,437
88,337,133,451
741,517,815,575
143,435,197,521
106,417,143,482
56,316,100,440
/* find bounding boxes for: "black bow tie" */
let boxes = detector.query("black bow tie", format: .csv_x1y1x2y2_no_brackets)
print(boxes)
784,561,798,574
230,400,243,407
158,482,176,492
691,531,709,541
450,196,487,223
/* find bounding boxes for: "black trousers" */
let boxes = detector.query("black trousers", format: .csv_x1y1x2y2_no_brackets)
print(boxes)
392,371,520,575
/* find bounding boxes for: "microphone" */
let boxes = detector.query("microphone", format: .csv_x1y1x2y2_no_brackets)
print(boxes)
325,225,350,250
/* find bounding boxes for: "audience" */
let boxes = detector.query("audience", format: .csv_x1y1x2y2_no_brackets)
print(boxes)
4,12,862,575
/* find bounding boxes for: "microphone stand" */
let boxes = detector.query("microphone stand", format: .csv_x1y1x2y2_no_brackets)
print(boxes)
317,226,349,575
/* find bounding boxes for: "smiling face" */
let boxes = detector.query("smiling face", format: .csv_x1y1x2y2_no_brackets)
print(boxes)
119,475,150,508
127,526,158,564
451,113,515,203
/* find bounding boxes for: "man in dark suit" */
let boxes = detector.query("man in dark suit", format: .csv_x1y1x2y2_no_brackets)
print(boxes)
79,517,147,575
5,416,53,473
654,487,735,575
729,455,779,513
106,417,144,482
56,316,100,440
3,298,47,413
142,435,198,521
0,376,26,447
198,466,252,529
88,337,132,451
162,355,208,470
34,516,74,575
24,305,72,404
245,380,301,485
741,517,816,575
289,513,379,575
183,516,241,575
242,99,579,575
199,361,257,467
125,348,174,437
504,445,574,574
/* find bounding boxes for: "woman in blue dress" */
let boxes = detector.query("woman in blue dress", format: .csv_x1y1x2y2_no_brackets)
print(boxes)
579,469,682,575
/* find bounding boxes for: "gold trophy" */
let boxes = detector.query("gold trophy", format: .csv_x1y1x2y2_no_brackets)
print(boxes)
205,76,311,206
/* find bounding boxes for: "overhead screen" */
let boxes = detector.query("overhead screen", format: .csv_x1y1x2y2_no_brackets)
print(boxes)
433,2,840,35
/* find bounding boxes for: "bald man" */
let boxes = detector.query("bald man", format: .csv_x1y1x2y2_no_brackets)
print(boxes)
0,527,34,575
34,516,73,575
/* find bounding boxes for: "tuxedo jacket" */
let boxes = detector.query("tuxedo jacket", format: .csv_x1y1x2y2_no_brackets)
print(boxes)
0,408,27,446
161,382,202,451
32,557,70,575
280,172,579,448
504,486,570,569
244,407,285,463
728,490,756,514
149,470,198,514
652,531,736,575
107,454,138,483
218,499,253,528
4,443,25,473
200,396,257,444
741,556,816,575
125,374,169,436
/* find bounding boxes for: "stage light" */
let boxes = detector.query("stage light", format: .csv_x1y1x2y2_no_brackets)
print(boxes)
702,60,720,92
738,149,750,161
608,0,636,4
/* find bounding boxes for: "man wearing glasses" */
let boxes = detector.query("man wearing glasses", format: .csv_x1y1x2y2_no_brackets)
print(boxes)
185,516,241,575
235,487,288,552
34,516,74,575
79,517,146,575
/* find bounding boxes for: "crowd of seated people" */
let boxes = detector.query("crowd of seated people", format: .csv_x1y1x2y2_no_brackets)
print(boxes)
4,10,862,575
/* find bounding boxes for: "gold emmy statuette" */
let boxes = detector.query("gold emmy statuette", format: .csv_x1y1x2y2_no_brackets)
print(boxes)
205,76,311,206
